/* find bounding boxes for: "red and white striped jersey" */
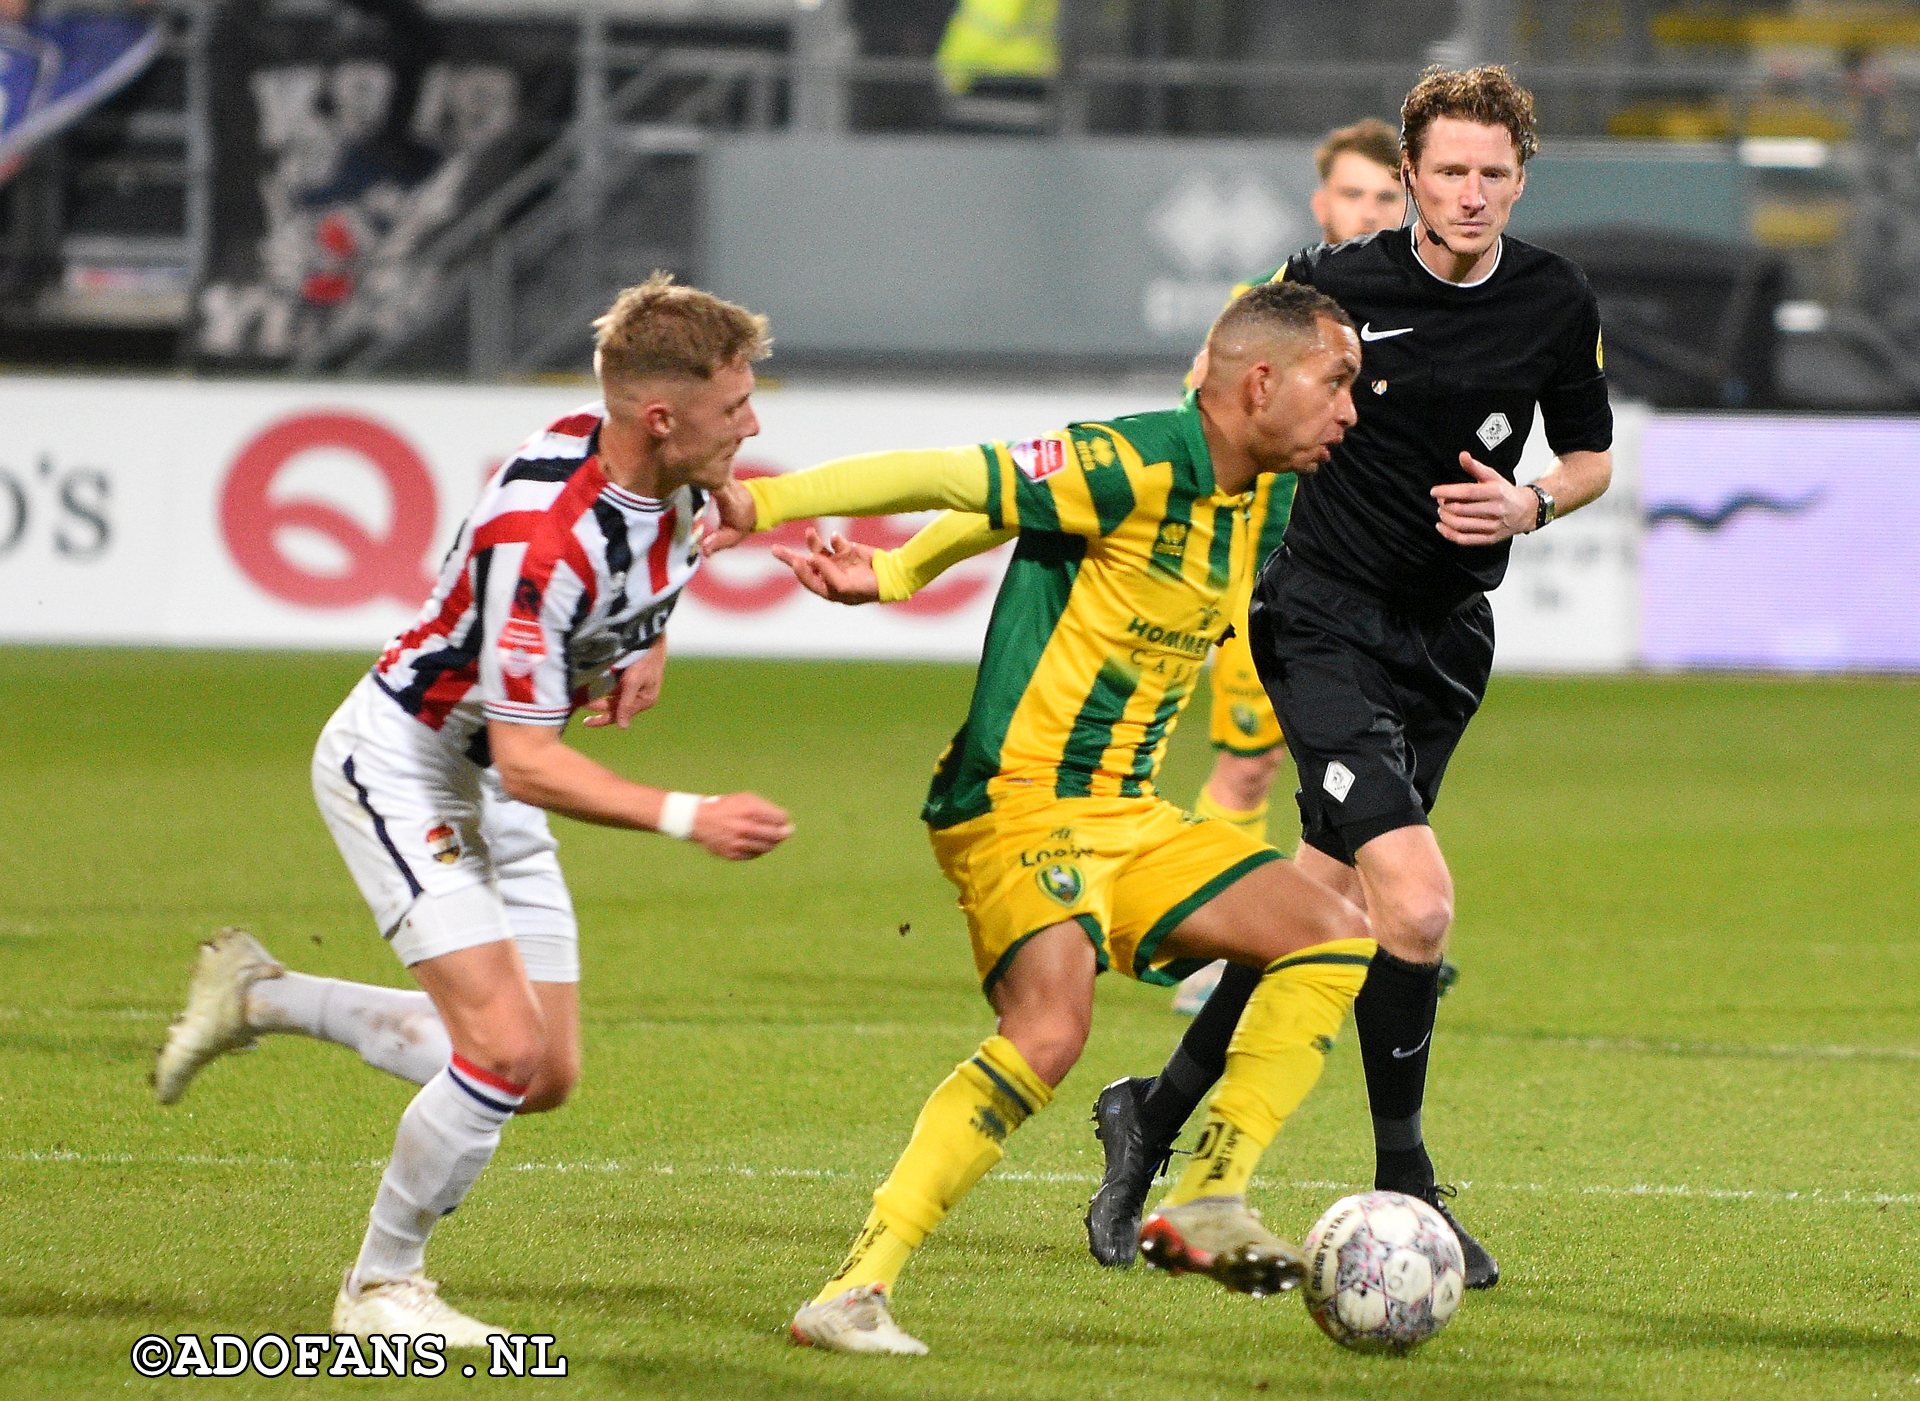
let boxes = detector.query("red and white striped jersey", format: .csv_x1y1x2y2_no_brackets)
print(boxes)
370,403,703,761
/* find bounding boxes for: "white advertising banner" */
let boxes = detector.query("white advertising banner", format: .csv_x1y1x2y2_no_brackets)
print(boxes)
0,374,1642,670
0,375,1146,658
1490,402,1646,672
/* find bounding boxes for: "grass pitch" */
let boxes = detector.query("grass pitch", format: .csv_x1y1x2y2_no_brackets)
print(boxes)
1,648,1916,1400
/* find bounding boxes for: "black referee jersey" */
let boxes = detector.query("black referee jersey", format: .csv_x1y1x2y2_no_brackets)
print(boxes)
1272,227,1612,616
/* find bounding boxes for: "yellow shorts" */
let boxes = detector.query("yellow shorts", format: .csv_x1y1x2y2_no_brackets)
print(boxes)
927,791,1281,993
1208,622,1284,755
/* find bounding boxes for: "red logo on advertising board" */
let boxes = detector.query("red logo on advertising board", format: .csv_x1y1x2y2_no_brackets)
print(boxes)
220,412,439,609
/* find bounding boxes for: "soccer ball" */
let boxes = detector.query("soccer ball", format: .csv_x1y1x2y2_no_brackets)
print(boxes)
1301,1190,1465,1354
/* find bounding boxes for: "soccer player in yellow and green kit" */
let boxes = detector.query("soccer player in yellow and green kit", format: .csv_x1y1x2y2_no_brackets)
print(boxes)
705,281,1371,1356
1172,118,1407,1015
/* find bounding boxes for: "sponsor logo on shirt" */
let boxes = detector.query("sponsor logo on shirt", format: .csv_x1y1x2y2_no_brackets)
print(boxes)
1010,438,1066,483
425,822,462,864
500,616,545,678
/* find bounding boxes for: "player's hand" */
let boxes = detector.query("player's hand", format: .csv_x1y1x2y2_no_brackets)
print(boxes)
693,792,794,860
701,480,759,555
772,527,881,605
1431,452,1531,546
581,643,666,729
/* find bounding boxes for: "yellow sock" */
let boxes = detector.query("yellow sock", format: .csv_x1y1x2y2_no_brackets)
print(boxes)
1193,783,1271,845
815,1034,1051,1302
1162,938,1374,1206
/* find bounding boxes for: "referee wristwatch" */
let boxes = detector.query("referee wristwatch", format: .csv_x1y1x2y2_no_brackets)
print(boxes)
1527,483,1557,531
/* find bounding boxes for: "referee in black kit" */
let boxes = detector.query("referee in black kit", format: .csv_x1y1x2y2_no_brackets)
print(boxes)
1087,65,1612,1290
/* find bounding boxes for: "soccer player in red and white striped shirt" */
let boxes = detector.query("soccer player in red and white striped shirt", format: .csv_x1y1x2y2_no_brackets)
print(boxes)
155,274,793,1344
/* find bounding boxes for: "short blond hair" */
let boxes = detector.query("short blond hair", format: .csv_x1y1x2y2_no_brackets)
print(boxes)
1314,118,1399,181
592,271,771,385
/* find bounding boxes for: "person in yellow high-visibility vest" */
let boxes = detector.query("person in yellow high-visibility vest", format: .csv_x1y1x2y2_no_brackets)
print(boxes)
935,0,1058,95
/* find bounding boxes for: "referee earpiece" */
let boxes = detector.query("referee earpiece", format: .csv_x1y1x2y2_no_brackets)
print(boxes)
1402,160,1454,254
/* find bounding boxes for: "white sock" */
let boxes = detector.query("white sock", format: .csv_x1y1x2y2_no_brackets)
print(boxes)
247,972,449,1085
351,1058,525,1290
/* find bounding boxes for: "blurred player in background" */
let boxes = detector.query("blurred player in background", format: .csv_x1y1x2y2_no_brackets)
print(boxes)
1087,65,1613,1291
152,274,793,1344
710,282,1373,1356
1174,116,1407,1017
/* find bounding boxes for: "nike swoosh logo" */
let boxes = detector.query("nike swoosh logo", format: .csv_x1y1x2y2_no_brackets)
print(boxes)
1390,1032,1432,1060
1360,323,1415,342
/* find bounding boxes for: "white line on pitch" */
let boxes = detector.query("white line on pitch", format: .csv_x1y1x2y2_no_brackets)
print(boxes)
6,1149,1915,1208
8,1006,1917,1065
1460,1030,1920,1063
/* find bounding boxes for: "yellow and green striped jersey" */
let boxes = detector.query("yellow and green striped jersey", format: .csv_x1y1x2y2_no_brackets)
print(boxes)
923,400,1254,829
1225,266,1297,574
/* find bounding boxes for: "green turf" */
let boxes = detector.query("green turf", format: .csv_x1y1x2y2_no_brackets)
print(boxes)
1,649,1916,1399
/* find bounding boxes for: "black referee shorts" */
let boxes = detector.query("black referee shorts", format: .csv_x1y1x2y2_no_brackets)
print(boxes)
1248,550,1494,865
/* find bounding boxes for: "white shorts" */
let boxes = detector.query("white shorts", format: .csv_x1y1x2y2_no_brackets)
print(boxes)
312,676,580,983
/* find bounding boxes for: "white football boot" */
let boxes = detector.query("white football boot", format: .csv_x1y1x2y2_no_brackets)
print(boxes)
332,1272,507,1348
789,1283,927,1356
152,928,284,1104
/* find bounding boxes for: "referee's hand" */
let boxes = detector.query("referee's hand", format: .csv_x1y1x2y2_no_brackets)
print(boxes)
1432,452,1531,546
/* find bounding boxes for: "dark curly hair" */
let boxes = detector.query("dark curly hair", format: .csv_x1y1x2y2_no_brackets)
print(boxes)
1400,65,1540,167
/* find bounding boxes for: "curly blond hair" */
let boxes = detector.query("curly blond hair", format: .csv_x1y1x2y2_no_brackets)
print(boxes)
1400,65,1540,167
592,271,771,386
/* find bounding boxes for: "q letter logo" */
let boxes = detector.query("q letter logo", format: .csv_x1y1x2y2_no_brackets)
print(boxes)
221,412,439,609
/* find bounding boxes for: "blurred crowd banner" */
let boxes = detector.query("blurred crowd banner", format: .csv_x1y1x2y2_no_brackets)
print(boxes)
190,13,552,366
0,12,160,175
1,376,1909,673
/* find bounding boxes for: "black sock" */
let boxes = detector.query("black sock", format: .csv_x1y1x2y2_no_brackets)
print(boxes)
1353,948,1443,1192
1135,961,1262,1150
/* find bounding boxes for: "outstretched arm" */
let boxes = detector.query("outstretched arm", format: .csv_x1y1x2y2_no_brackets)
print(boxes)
706,446,994,552
489,720,793,860
772,512,1015,605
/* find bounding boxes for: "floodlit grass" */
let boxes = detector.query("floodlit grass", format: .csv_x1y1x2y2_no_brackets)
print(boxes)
1,649,1916,1399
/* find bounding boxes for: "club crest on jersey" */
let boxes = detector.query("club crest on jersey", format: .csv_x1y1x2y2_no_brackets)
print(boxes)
425,822,461,865
1476,412,1513,451
1371,380,1389,395
1036,862,1085,907
1150,519,1189,576
1009,438,1066,483
500,617,545,678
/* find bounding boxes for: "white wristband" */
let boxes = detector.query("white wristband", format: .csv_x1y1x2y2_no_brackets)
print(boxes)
657,791,703,841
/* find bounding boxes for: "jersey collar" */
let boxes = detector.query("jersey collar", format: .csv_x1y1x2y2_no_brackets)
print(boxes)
1409,227,1504,288
1175,393,1216,495
583,418,675,512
